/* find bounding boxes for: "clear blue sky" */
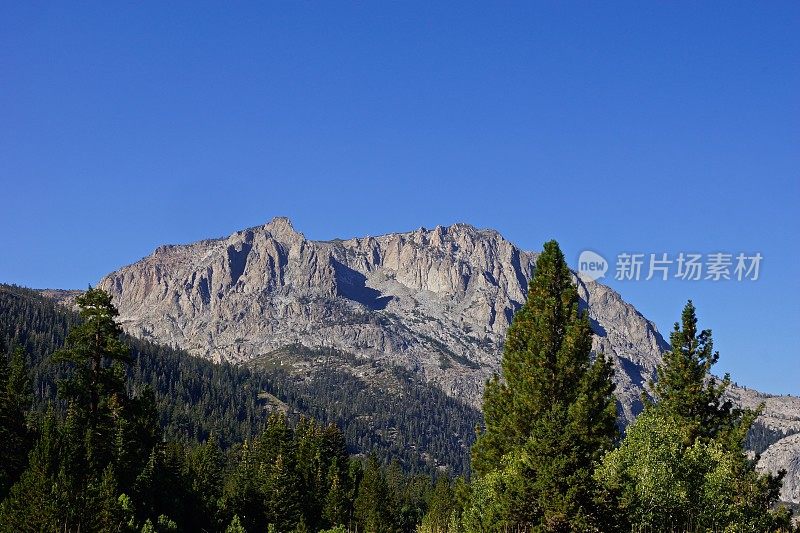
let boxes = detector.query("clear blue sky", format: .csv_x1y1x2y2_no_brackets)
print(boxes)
1,2,798,395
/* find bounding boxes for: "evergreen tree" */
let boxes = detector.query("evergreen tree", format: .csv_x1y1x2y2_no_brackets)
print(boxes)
419,475,456,533
220,440,266,532
0,346,32,500
52,287,135,487
354,455,392,532
323,461,350,528
225,514,247,533
650,300,741,444
87,465,130,533
186,436,225,531
294,416,326,529
12,288,167,531
53,288,131,419
1,284,455,531
0,409,62,532
265,452,302,532
470,240,618,530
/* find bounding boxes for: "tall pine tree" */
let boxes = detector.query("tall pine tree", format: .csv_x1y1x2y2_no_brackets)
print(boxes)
650,300,741,444
471,240,618,530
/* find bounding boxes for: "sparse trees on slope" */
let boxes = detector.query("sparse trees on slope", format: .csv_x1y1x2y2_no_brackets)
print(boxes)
470,240,618,531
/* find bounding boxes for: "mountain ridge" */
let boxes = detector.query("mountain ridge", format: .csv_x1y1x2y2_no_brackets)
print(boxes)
92,217,671,423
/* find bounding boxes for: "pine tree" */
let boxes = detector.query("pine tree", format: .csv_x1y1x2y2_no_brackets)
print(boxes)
0,409,61,532
0,346,32,500
419,475,456,533
52,287,134,484
294,416,325,529
265,452,302,532
53,287,131,419
470,240,618,530
354,455,391,532
650,300,742,444
323,462,349,528
187,436,225,531
88,466,128,532
220,440,266,532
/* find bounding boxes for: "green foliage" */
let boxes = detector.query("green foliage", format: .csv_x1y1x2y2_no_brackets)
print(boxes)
52,288,132,419
354,455,393,532
596,407,792,530
0,410,61,532
596,301,792,531
318,525,348,533
225,514,246,533
0,346,32,500
470,240,618,530
140,514,178,533
259,353,480,475
1,287,441,532
418,475,458,533
1,281,794,531
1,289,159,532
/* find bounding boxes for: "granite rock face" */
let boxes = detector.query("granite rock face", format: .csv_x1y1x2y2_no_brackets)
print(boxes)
758,433,800,504
97,217,665,424
729,386,800,503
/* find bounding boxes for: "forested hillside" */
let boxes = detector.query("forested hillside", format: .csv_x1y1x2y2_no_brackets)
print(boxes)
0,284,480,474
0,286,464,532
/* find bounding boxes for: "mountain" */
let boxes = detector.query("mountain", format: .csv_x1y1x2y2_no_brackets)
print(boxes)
95,217,667,426
57,216,797,500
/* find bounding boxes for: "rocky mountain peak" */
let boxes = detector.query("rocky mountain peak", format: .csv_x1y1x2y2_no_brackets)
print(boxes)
96,219,668,425
262,216,303,241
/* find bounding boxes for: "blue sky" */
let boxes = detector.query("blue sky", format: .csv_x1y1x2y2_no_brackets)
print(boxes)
1,2,798,395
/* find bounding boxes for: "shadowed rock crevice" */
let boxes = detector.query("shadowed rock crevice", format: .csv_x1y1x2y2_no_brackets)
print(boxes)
227,241,253,287
332,259,392,310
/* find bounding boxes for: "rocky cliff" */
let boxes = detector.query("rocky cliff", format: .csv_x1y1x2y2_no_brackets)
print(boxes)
97,217,667,424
